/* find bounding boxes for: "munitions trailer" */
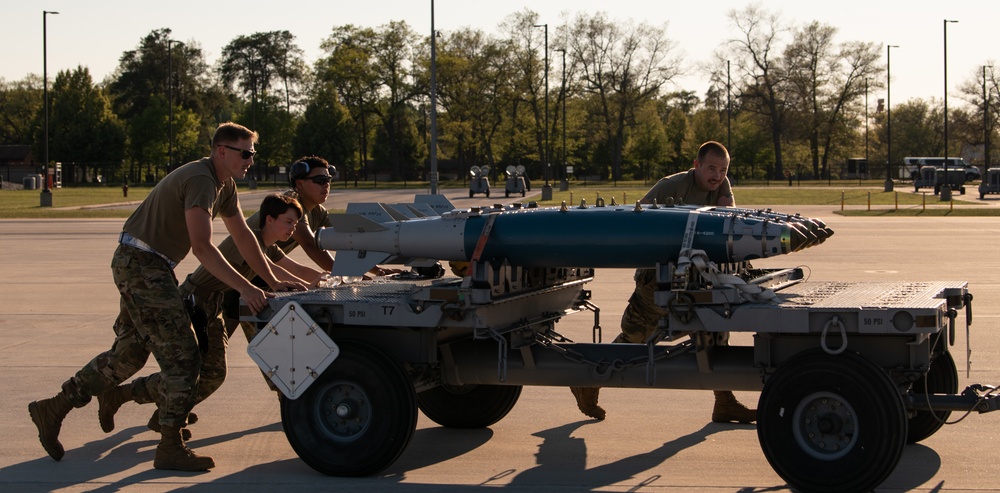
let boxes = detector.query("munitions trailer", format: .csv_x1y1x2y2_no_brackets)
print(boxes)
242,253,997,492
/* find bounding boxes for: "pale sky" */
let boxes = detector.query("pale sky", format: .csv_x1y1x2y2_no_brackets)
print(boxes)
3,0,997,109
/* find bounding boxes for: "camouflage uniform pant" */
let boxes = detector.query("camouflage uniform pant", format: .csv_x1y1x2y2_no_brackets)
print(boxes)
619,268,729,345
130,288,229,410
58,245,200,428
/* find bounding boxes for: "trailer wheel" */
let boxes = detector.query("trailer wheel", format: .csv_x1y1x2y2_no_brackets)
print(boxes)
757,350,907,493
280,341,417,476
907,350,958,443
417,383,522,428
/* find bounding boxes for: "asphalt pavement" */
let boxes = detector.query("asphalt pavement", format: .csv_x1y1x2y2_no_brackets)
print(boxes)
2,188,999,492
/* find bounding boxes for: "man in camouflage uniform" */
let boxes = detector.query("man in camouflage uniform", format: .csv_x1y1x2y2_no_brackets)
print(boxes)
570,141,756,424
28,122,306,471
96,194,325,438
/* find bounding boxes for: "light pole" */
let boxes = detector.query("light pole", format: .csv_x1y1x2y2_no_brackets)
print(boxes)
429,0,439,194
534,23,551,199
558,49,568,191
727,60,733,184
887,44,898,191
985,66,993,171
41,10,59,207
865,78,870,184
941,19,958,201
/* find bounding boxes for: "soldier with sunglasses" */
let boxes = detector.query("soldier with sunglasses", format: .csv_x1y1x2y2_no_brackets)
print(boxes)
28,122,308,472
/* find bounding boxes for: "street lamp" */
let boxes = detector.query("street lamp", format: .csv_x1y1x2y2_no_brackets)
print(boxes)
727,60,733,185
941,19,958,201
865,78,870,185
41,10,59,207
556,48,567,189
534,23,551,198
886,44,899,191
985,66,994,171
429,0,439,194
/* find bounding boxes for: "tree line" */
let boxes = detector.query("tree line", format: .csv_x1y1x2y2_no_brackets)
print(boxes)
1,6,997,186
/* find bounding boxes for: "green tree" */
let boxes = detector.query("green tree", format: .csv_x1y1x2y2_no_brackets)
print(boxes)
428,27,514,178
317,25,381,182
784,21,883,179
37,66,125,182
294,82,357,175
625,100,668,182
567,11,681,180
0,75,42,145
727,5,791,179
108,28,219,179
220,31,307,179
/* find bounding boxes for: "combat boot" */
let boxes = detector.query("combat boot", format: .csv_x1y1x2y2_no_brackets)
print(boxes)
153,424,215,471
28,394,74,461
711,390,756,424
97,384,133,433
569,387,606,420
148,409,197,441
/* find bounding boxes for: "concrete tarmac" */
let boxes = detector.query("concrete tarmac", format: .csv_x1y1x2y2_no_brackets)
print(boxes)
2,189,999,492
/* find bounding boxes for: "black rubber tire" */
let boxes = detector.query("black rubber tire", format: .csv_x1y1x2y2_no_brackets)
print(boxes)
417,383,522,428
906,350,958,443
280,341,417,476
757,350,908,493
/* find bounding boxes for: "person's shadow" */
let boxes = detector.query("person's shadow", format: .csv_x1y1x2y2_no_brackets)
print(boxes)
503,420,740,490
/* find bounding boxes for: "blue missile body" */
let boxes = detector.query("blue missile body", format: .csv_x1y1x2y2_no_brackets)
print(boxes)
317,201,833,277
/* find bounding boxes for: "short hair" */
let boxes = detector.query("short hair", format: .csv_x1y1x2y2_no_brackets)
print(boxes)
258,193,303,230
288,155,337,186
212,122,258,146
697,141,730,163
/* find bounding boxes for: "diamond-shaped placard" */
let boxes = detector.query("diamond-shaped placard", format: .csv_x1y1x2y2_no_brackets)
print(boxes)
247,301,340,399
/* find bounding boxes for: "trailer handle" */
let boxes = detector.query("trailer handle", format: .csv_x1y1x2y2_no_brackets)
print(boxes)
820,315,847,355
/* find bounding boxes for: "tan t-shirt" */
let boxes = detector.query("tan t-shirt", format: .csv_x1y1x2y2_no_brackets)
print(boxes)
181,228,285,296
640,169,734,207
122,157,241,264
245,190,330,254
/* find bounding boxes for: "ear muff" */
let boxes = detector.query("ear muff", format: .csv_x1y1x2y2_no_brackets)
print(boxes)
288,161,310,187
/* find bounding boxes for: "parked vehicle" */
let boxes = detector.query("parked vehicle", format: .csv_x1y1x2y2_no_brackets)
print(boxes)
901,157,980,182
979,168,1000,199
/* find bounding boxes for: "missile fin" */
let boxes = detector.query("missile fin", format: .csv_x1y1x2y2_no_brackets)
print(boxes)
386,203,433,218
344,203,408,222
414,194,456,215
402,203,437,217
328,213,390,233
331,250,392,277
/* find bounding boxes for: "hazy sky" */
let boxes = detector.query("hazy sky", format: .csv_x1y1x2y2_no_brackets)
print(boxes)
3,0,997,108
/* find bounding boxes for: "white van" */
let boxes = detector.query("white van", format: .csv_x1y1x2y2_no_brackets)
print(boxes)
900,157,981,182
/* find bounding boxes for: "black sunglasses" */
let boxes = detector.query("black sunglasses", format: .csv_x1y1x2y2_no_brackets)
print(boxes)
220,144,256,160
308,175,333,185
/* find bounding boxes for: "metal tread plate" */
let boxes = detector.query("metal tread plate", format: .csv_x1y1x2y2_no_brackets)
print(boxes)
775,281,967,309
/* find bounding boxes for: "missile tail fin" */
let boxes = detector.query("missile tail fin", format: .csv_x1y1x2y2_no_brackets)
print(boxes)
331,250,392,277
328,213,390,233
344,203,408,223
414,194,456,215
